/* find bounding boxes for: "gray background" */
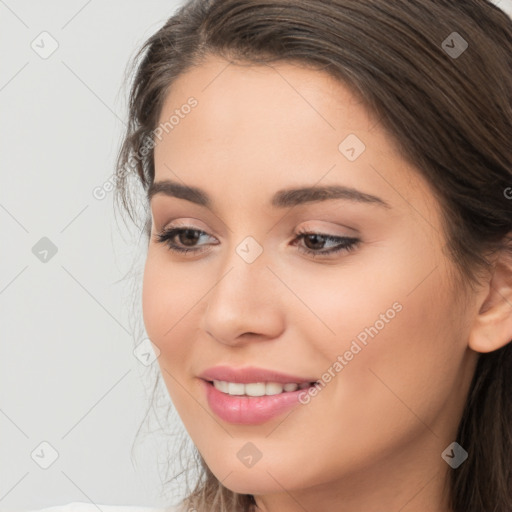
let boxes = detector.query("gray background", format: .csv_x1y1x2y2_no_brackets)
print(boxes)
1,0,511,510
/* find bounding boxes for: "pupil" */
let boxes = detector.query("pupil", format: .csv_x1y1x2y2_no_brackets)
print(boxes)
305,234,325,250
181,229,199,246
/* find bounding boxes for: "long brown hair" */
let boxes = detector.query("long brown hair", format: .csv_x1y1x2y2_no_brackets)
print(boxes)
115,1,512,510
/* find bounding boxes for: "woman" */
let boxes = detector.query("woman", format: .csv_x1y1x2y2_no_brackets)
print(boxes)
33,0,512,511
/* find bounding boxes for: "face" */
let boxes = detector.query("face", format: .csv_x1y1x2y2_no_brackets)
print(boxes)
143,55,479,510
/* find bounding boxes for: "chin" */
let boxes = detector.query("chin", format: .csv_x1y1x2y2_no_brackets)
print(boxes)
220,471,285,495
207,459,305,496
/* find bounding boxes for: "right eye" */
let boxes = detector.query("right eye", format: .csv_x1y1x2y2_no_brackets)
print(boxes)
154,226,218,254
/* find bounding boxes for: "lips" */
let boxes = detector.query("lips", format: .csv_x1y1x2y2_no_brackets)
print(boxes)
198,365,319,424
198,365,318,385
202,379,315,424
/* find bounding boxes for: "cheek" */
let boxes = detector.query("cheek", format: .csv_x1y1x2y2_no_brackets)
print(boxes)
288,241,461,433
141,253,166,343
141,250,212,376
320,268,461,445
141,252,191,378
141,253,198,412
141,250,196,341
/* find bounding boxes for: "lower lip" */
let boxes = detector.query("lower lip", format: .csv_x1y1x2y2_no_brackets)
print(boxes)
202,379,311,425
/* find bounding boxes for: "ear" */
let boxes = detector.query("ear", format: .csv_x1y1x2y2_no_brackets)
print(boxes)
468,249,512,353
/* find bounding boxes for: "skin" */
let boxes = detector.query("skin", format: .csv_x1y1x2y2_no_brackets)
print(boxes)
142,54,512,512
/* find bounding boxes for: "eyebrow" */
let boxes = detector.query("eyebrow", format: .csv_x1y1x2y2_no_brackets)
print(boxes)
147,179,391,210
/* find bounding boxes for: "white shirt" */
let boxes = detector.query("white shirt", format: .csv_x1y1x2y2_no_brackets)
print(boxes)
24,502,178,512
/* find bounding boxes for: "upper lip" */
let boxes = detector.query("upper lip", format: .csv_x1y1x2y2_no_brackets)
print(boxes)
199,365,318,384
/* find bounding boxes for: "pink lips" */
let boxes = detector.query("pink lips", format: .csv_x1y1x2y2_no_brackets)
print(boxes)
198,365,317,384
198,365,318,425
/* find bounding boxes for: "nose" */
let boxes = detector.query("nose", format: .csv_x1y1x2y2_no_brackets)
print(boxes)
199,247,285,346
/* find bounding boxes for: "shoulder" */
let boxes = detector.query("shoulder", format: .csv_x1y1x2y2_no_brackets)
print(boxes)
24,502,179,512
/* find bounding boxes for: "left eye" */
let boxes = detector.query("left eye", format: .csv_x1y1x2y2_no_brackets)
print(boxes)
154,227,360,258
292,230,360,257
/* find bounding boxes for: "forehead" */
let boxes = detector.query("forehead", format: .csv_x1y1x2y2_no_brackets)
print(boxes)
156,55,376,144
151,55,439,230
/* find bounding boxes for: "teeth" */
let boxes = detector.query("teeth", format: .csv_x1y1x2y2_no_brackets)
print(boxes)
227,382,245,395
215,380,229,393
246,382,266,396
213,380,309,397
266,382,284,395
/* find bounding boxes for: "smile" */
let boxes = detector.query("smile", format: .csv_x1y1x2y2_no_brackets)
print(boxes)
211,380,316,397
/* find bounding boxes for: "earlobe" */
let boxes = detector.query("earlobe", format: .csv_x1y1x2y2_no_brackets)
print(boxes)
468,253,512,354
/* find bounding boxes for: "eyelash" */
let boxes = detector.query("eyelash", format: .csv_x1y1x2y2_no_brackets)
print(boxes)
154,225,360,258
